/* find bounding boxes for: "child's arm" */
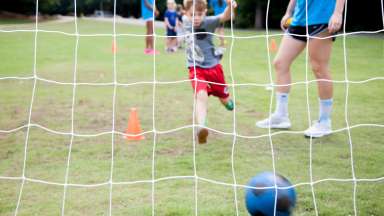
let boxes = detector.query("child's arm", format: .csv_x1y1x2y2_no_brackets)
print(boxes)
219,0,237,23
164,17,174,30
164,17,170,29
280,0,296,30
328,0,346,33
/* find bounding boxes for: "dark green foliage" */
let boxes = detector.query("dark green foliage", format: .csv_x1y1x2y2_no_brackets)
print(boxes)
0,0,383,30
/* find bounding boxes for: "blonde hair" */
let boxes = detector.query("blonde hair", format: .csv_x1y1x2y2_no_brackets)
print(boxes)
183,0,207,11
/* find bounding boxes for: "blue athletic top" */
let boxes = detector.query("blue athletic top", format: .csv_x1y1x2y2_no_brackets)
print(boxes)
141,0,154,20
291,0,336,26
209,0,227,15
165,10,178,28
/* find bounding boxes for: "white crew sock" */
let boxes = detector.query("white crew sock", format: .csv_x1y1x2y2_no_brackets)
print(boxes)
274,92,289,117
319,98,333,123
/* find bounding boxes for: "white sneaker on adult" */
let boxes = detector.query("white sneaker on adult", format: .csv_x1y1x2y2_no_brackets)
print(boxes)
256,114,291,129
304,120,332,138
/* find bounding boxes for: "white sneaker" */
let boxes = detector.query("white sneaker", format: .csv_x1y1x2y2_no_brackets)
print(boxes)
256,114,291,129
304,120,332,138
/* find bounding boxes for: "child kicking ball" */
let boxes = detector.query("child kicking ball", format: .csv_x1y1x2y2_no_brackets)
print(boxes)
182,0,237,144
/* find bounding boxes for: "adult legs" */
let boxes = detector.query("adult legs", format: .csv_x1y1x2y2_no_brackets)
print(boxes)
304,32,334,137
146,20,154,50
256,35,306,128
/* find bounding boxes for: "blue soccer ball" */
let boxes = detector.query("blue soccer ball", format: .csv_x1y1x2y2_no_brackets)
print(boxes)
245,172,296,216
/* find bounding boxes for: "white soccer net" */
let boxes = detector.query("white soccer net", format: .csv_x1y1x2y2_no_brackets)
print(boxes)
0,0,383,215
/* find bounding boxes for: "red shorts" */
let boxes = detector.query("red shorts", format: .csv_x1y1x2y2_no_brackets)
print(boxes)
188,64,230,99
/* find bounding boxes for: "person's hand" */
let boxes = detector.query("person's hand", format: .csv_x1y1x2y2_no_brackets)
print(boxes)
226,0,238,9
155,8,159,17
328,12,343,34
280,13,291,30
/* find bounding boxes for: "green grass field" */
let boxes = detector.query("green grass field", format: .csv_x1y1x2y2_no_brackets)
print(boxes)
0,18,383,215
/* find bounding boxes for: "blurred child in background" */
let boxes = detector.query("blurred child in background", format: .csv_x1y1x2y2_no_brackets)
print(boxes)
164,0,179,52
176,4,185,49
141,0,159,55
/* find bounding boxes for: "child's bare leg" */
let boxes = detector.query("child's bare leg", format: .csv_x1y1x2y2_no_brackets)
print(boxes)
166,37,170,50
219,96,229,105
196,90,208,126
219,96,234,111
172,38,178,50
146,21,154,49
196,90,209,144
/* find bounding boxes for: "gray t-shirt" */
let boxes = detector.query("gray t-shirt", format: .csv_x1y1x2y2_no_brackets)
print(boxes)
182,15,221,68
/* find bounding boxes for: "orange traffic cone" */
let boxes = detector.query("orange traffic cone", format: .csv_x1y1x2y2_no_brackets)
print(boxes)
112,39,117,54
270,38,278,53
124,108,145,141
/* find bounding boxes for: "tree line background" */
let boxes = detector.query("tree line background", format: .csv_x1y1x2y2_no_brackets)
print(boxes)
1,0,383,31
